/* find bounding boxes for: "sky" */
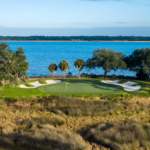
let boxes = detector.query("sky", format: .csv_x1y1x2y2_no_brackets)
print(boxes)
0,0,150,36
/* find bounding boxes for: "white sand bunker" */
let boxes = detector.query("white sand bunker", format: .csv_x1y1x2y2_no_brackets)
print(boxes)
19,80,62,88
101,80,142,92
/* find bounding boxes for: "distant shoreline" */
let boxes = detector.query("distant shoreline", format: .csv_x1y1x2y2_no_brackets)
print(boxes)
1,40,150,42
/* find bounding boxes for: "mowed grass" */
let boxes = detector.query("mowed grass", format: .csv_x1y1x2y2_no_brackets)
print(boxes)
0,78,150,98
1,84,46,98
39,79,125,94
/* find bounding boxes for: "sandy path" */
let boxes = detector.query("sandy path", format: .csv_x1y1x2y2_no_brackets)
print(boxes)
101,80,142,91
19,80,62,88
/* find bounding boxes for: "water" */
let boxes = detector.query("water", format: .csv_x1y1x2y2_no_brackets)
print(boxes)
1,41,150,77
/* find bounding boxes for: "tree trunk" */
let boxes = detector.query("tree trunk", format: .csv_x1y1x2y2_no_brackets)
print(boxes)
2,79,4,85
16,74,19,82
63,71,65,79
104,71,107,79
52,72,54,79
79,69,80,79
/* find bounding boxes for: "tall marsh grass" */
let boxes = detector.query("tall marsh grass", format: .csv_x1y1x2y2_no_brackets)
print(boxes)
86,121,150,150
0,126,88,150
46,96,123,117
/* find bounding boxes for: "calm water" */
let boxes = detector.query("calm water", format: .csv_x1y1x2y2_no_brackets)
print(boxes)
1,41,150,77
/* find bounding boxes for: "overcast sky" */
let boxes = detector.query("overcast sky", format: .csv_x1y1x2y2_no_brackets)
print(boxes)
0,0,150,36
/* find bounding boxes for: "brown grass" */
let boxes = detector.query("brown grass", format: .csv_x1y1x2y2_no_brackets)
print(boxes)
86,121,150,150
0,125,88,150
0,96,150,149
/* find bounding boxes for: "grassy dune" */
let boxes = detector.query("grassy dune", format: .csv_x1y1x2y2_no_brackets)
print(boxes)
0,95,149,149
86,122,150,149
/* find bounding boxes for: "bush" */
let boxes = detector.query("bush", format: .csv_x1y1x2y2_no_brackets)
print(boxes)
86,122,150,150
47,96,121,117
0,127,89,150
136,69,149,79
67,72,73,76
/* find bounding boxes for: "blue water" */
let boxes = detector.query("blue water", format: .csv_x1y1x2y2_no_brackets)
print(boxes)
1,41,150,77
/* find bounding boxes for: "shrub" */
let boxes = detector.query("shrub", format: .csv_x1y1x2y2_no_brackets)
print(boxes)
0,127,89,150
86,122,150,150
67,72,73,76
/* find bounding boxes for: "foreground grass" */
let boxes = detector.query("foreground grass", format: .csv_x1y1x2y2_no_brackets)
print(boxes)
0,126,88,150
0,95,149,149
86,122,150,150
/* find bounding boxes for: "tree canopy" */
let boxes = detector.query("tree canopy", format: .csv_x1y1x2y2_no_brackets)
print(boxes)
58,60,69,79
74,59,85,79
0,36,150,41
85,49,127,78
123,48,150,78
48,63,58,78
0,43,29,89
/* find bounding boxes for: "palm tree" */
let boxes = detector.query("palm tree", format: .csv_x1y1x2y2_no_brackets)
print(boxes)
58,60,69,79
74,59,85,79
48,63,58,79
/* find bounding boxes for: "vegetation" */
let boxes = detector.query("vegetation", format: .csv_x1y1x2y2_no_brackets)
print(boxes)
58,60,70,79
74,59,85,79
0,95,150,149
38,79,47,84
39,96,123,117
39,79,125,95
0,43,29,90
1,42,150,149
67,72,73,76
1,35,150,41
85,49,127,78
1,78,150,98
123,48,150,79
86,122,150,150
48,63,57,79
24,83,35,87
0,96,90,150
0,127,88,150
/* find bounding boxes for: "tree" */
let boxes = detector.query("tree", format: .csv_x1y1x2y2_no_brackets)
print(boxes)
74,59,85,79
0,43,29,91
123,48,150,79
48,63,58,79
13,47,29,83
85,49,127,78
58,60,69,79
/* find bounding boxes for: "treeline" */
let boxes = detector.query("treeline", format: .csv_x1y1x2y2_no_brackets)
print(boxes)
0,36,150,41
48,48,150,79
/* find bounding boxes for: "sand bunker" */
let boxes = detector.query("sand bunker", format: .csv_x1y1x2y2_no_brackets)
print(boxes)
101,80,142,92
19,80,62,88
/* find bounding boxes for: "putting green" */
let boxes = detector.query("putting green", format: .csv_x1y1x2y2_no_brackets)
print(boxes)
39,79,124,94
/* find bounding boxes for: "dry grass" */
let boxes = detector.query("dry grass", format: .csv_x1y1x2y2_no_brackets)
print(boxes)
86,121,150,150
0,125,88,150
0,96,150,149
45,96,123,117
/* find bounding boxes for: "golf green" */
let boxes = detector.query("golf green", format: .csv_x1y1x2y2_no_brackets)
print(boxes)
39,80,124,94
